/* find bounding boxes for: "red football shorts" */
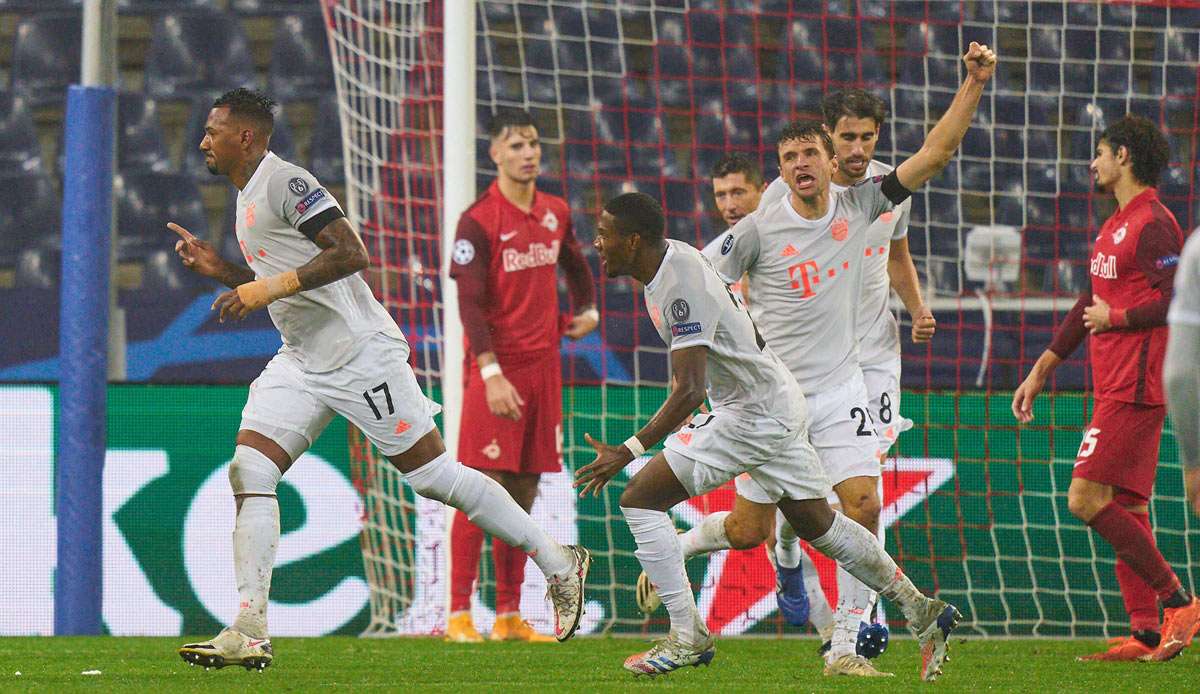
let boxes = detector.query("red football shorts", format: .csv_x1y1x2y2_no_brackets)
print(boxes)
458,350,563,474
1071,398,1166,503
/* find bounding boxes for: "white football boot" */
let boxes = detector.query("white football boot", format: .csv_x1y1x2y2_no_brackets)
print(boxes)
178,628,273,671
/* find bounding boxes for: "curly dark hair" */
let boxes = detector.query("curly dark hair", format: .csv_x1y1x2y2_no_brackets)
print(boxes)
709,153,762,186
777,119,834,158
213,87,275,136
1100,115,1170,187
821,89,888,131
604,192,665,243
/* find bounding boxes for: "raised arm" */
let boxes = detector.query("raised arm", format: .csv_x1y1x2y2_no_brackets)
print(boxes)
895,42,996,192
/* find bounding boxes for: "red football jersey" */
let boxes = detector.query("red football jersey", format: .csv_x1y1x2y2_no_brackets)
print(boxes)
1080,188,1183,404
450,181,593,360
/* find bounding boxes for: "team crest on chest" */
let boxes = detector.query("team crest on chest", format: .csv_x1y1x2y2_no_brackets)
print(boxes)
832,218,849,241
540,209,559,232
1112,224,1127,245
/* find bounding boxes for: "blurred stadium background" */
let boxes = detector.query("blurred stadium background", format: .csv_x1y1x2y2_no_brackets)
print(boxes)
0,0,1198,646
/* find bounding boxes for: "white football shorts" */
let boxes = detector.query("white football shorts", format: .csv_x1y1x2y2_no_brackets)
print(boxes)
860,354,913,455
240,332,441,457
805,369,884,486
663,408,830,503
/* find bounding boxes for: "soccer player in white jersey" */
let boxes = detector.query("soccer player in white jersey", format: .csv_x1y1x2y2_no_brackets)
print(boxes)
167,89,590,670
1165,227,1200,518
697,44,994,676
580,192,960,681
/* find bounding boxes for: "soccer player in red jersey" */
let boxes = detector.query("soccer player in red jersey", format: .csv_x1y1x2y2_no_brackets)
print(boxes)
1013,115,1200,662
446,110,598,642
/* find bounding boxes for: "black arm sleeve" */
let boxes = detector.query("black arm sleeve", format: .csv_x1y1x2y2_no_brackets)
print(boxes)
298,207,346,242
880,170,912,206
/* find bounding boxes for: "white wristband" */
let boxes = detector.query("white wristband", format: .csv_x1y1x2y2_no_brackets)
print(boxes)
622,435,645,458
581,307,600,322
480,362,503,380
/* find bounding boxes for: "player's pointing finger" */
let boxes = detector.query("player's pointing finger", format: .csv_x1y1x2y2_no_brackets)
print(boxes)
167,222,197,243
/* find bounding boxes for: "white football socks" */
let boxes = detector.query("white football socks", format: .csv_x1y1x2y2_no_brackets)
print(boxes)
622,506,705,646
775,509,834,640
678,511,732,559
404,453,572,578
802,550,835,641
231,495,278,639
774,508,803,568
829,566,877,659
809,512,928,623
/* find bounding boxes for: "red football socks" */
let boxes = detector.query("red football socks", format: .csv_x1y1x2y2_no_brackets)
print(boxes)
1113,510,1160,634
1089,502,1182,603
450,511,485,613
493,537,529,615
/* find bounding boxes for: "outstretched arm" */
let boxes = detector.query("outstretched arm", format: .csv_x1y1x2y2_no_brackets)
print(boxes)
575,345,708,496
895,42,996,192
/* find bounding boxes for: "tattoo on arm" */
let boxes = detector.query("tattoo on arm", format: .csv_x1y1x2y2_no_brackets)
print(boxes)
295,217,370,291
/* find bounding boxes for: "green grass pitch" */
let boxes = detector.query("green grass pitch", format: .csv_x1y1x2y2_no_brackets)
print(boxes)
0,636,1193,692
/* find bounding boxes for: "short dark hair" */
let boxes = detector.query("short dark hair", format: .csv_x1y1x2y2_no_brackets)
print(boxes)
821,89,888,131
604,192,665,244
777,119,834,158
488,109,537,139
1100,115,1171,187
213,87,275,136
710,153,762,186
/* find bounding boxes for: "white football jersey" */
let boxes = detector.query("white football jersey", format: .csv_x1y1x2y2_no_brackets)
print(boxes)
235,151,403,372
706,174,901,394
644,240,804,425
1168,228,1200,328
830,160,911,367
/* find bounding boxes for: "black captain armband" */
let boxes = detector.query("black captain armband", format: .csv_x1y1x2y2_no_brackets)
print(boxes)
879,170,911,206
298,207,347,242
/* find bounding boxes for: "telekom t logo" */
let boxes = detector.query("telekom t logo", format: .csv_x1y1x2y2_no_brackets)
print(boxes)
788,260,821,298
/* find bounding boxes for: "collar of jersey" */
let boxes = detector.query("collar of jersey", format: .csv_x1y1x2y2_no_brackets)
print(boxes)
489,179,541,218
1115,186,1159,219
780,189,836,228
644,241,677,293
243,151,278,193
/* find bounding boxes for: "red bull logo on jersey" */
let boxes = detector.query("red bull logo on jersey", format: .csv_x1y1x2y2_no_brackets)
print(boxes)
1090,251,1117,279
502,240,561,272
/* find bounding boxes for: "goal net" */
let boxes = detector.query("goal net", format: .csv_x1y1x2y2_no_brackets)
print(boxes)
327,0,1200,638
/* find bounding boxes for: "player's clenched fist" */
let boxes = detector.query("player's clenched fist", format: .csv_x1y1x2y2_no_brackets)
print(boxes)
912,306,936,343
962,41,997,82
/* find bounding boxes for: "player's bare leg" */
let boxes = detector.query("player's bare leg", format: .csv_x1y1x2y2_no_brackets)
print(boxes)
179,429,291,670
776,498,960,682
825,475,885,664
1068,477,1200,661
621,456,716,676
391,429,590,642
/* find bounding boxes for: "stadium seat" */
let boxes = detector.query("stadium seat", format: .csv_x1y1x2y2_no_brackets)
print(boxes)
269,13,336,101
310,95,345,185
121,0,219,13
13,246,60,289
117,93,172,175
0,174,60,272
9,13,82,107
230,0,315,15
114,172,208,261
138,248,206,294
144,10,257,101
0,95,42,175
